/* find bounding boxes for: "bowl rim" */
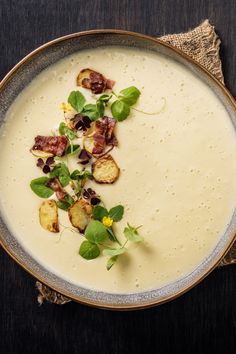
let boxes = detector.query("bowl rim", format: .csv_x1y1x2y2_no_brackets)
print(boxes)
0,29,236,310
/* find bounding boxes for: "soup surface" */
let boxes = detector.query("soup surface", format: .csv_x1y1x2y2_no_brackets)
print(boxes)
0,46,236,293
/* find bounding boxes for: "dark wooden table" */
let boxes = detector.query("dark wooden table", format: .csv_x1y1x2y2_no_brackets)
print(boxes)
1,1,236,353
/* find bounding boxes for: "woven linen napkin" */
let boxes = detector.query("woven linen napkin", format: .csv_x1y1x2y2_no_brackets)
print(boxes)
36,20,236,305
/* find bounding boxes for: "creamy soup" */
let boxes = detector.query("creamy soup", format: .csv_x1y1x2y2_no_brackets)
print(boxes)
0,47,236,293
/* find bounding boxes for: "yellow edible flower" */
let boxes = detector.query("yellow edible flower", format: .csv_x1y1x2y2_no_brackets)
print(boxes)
102,216,113,228
60,102,72,112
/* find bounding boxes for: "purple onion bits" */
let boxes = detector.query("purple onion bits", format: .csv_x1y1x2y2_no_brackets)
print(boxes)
42,164,51,174
87,188,96,196
83,190,91,199
46,157,55,165
78,149,92,165
36,158,44,167
82,188,100,205
74,114,91,132
90,197,101,206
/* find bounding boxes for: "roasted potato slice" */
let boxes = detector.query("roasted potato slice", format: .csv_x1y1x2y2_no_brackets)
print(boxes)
83,135,95,155
31,150,54,158
68,199,92,232
83,123,97,155
76,68,94,87
39,200,59,233
92,154,120,184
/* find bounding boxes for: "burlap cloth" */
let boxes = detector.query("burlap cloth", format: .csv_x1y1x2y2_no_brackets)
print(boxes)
36,20,236,305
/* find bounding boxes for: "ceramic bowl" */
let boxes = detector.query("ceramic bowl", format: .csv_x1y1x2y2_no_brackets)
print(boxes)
0,30,236,310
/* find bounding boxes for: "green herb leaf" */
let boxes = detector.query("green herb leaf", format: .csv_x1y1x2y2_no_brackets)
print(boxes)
50,163,71,187
59,122,77,140
64,194,74,205
82,104,99,121
118,86,141,106
56,200,71,211
65,144,80,155
79,240,100,260
70,169,93,181
85,220,108,244
68,90,85,113
96,94,112,118
98,94,112,103
71,180,82,196
111,100,130,121
30,177,54,198
124,223,144,242
108,205,124,222
96,100,105,117
106,256,118,270
93,205,108,221
106,228,120,244
103,247,126,257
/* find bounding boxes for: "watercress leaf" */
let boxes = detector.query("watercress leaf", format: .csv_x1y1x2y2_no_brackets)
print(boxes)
70,169,81,180
119,86,141,106
96,100,105,117
106,256,118,271
56,200,71,211
79,241,100,260
111,100,130,121
59,122,77,140
68,90,85,113
85,220,108,243
50,163,71,187
124,224,144,242
64,194,74,205
82,104,99,121
65,144,80,155
83,103,97,110
30,177,54,198
93,205,108,221
83,170,93,180
108,205,124,222
106,228,120,244
58,122,66,135
103,247,126,257
73,180,82,196
98,94,111,103
70,169,93,181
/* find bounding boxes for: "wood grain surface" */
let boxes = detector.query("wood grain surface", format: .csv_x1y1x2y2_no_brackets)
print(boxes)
0,1,236,353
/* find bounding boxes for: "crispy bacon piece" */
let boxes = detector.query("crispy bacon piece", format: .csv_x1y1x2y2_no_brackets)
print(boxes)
106,79,115,89
93,117,118,155
77,68,115,94
47,177,67,201
32,136,68,157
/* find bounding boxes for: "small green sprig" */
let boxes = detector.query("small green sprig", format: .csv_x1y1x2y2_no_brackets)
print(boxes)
111,86,141,121
59,122,77,140
66,86,141,123
68,91,85,113
103,223,143,270
79,204,143,270
79,220,108,259
30,177,54,198
58,122,78,154
50,162,71,187
56,195,74,211
70,169,93,196
30,160,93,212
93,205,123,244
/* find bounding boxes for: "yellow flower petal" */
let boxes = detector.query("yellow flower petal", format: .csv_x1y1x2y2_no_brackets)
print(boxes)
102,216,113,228
60,102,72,112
